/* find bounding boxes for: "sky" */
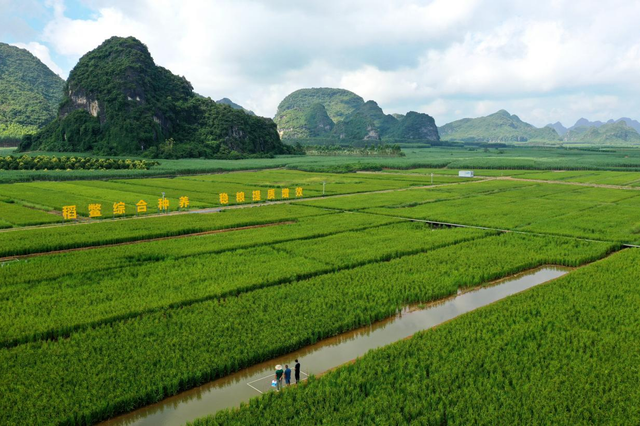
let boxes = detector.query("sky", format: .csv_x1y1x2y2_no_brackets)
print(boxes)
3,0,640,127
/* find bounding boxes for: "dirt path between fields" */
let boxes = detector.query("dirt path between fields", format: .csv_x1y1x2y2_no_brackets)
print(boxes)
0,221,294,262
496,176,640,190
0,178,493,233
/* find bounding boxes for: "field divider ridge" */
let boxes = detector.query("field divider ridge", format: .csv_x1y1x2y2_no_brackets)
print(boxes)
0,229,496,350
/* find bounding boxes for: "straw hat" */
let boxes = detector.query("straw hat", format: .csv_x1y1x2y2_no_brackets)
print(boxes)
276,365,282,370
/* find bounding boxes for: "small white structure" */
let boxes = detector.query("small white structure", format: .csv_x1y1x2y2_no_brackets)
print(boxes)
458,170,474,178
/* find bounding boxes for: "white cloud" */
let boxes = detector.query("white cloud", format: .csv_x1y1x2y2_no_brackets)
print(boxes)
12,0,640,125
12,41,64,77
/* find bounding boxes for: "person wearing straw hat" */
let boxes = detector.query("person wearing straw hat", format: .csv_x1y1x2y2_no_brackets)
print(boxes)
274,364,284,391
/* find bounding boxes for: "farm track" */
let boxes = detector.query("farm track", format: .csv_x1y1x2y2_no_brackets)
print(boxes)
0,221,295,262
0,177,494,233
358,170,640,190
497,176,640,189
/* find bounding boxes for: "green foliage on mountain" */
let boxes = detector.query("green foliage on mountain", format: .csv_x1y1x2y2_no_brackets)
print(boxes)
274,88,365,138
303,103,334,137
566,121,640,145
20,37,294,158
215,98,255,116
275,88,439,142
0,43,65,142
388,111,439,140
439,110,560,143
333,101,398,140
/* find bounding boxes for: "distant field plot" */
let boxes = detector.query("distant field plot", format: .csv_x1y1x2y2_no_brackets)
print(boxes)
299,180,537,211
183,169,460,195
515,170,604,181
0,233,615,425
383,168,545,177
0,201,59,226
516,170,640,186
0,180,208,216
521,204,640,242
366,195,594,230
350,180,640,242
0,169,463,219
67,179,219,207
298,188,462,211
539,186,640,204
0,204,326,257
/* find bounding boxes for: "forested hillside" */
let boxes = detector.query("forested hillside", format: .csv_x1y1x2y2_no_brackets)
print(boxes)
439,110,560,143
274,88,439,142
20,37,294,159
0,43,64,143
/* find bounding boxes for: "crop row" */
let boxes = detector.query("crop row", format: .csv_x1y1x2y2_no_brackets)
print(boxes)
358,180,640,242
201,248,640,425
1,223,489,347
0,233,617,425
299,179,539,211
0,212,398,287
515,170,640,186
0,201,60,226
0,204,326,257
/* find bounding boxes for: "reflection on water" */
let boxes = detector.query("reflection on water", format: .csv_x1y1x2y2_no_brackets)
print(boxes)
102,266,570,426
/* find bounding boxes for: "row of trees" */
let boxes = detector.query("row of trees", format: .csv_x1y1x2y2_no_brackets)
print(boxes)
303,144,404,157
0,155,158,171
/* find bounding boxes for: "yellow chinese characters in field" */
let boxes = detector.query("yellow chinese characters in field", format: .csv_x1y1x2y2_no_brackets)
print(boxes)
136,200,147,213
62,205,77,220
267,189,275,200
113,202,126,216
158,198,169,211
295,187,303,197
252,190,261,202
220,193,229,205
282,188,290,199
236,192,245,203
88,204,102,218
179,196,189,209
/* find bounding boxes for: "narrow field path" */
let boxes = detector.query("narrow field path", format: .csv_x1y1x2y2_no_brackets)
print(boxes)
0,221,294,262
497,176,640,190
0,177,493,233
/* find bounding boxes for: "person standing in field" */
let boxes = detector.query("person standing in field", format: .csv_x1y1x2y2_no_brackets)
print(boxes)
295,359,301,384
284,365,292,386
275,365,284,391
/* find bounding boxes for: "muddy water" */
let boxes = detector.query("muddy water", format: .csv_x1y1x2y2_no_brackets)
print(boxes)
102,266,570,426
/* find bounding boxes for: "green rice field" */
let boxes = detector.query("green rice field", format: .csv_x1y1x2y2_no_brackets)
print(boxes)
2,159,640,425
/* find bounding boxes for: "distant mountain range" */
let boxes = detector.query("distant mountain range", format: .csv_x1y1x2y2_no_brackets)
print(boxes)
0,42,65,141
5,35,640,151
545,117,640,143
439,110,559,143
274,88,439,142
436,110,640,145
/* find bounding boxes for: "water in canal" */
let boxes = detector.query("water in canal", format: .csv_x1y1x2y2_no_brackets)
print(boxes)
103,266,570,426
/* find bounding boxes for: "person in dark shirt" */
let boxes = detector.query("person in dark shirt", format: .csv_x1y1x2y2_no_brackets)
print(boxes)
284,365,292,386
294,359,301,384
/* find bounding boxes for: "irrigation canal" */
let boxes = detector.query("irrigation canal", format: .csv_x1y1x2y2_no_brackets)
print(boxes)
102,266,570,426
